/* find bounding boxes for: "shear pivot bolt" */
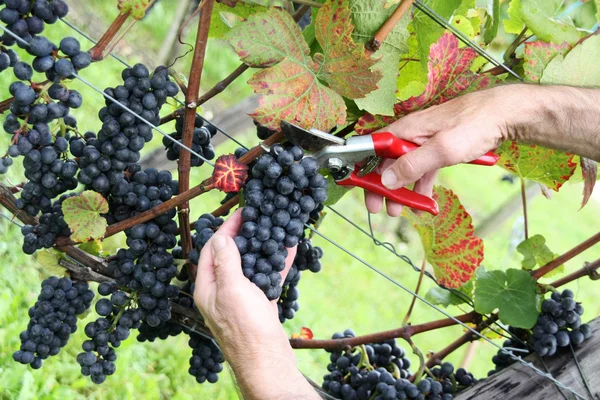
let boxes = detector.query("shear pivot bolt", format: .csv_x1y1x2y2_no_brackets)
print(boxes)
327,158,343,173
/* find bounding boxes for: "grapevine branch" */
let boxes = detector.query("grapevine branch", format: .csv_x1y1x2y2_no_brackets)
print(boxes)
0,97,13,114
178,0,215,261
289,312,476,350
548,257,600,289
365,0,415,54
88,11,131,61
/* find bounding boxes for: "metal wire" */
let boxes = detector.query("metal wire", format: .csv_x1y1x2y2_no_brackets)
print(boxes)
0,211,23,228
2,16,586,400
0,24,215,167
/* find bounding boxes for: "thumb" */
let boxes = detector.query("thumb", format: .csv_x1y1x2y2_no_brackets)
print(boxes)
381,139,448,190
211,234,243,284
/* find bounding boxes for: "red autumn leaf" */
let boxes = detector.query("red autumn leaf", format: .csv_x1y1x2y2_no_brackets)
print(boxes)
406,186,483,288
580,157,597,210
356,32,495,134
227,1,381,132
291,327,314,340
496,142,577,191
523,41,571,83
212,154,249,193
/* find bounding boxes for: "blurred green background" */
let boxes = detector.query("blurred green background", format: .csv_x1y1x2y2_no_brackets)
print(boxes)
1,1,599,399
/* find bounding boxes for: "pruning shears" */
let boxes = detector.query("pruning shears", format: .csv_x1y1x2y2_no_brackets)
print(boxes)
281,121,499,216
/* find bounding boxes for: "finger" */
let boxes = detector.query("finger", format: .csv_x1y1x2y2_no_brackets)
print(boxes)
210,234,243,285
365,190,384,214
381,138,449,190
413,170,438,198
385,199,404,217
214,208,244,238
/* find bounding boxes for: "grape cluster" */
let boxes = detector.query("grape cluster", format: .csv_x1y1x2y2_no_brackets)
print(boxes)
430,362,478,397
531,289,592,357
20,192,75,254
0,45,18,72
77,282,142,384
278,235,323,323
13,276,94,368
70,64,178,194
234,144,328,300
188,333,225,384
487,327,530,376
164,115,216,166
29,35,91,81
0,0,68,46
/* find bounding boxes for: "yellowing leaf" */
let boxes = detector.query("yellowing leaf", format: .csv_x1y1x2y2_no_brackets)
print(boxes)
406,186,484,288
36,250,66,277
291,327,313,339
78,240,103,257
497,142,577,191
227,1,381,131
62,191,109,243
540,35,600,87
118,0,150,19
209,2,267,38
523,41,571,83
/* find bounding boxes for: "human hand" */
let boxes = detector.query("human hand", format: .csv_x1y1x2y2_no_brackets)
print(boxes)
193,209,298,377
366,85,517,217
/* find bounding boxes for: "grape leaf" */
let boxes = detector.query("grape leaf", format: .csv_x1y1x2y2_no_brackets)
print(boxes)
78,240,104,257
540,35,600,87
213,154,249,193
209,2,267,39
496,142,577,191
504,0,528,34
322,172,351,206
357,32,495,134
62,191,109,243
227,2,381,131
482,0,500,45
517,234,562,272
453,0,481,36
396,24,427,101
118,0,150,19
405,186,484,289
474,267,539,328
291,327,313,339
36,249,66,277
523,41,571,83
521,0,583,45
580,157,597,210
413,0,462,70
425,281,473,307
349,0,411,116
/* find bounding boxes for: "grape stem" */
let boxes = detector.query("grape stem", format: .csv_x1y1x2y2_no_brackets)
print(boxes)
521,178,529,240
0,97,13,114
407,339,425,384
531,231,600,279
88,11,132,61
402,258,427,326
178,0,215,264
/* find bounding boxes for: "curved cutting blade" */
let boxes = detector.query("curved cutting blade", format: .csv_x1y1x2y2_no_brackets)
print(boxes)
280,121,345,152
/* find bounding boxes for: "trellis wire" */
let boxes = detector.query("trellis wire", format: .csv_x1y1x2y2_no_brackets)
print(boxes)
0,14,588,400
0,24,215,168
0,211,23,228
59,18,249,151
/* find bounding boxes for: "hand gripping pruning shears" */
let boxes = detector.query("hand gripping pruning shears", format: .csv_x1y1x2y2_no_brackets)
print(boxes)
280,121,499,216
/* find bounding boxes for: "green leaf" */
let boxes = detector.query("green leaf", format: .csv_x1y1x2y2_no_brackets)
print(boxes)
425,281,473,307
540,35,600,87
504,0,528,34
496,142,577,191
405,186,484,288
413,0,462,70
209,2,267,38
36,249,66,277
349,0,411,116
322,170,352,206
118,0,150,19
517,234,557,270
474,267,539,328
482,0,500,44
396,24,428,101
78,240,103,257
523,41,571,83
227,2,381,131
62,191,109,243
521,0,583,45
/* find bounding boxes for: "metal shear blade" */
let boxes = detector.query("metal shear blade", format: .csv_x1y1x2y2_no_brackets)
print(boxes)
280,121,345,152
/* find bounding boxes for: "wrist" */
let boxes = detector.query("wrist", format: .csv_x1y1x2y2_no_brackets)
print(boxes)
494,84,549,143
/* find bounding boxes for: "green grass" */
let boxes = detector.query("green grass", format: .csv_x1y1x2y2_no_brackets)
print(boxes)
1,2,600,399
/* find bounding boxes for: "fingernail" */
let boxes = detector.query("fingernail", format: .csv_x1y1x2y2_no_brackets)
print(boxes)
381,169,398,189
212,235,227,252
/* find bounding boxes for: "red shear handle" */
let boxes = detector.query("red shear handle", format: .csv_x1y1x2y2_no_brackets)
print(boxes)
337,167,440,215
371,132,499,166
